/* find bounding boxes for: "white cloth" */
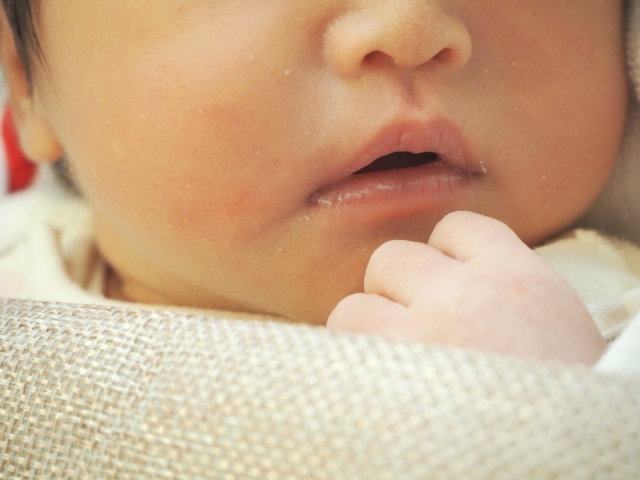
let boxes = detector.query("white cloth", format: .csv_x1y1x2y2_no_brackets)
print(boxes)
0,166,113,305
597,311,640,375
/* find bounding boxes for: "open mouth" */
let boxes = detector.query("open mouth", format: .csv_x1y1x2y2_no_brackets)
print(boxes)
354,151,440,175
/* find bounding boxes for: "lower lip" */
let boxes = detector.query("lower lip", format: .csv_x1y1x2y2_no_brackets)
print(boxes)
310,163,476,219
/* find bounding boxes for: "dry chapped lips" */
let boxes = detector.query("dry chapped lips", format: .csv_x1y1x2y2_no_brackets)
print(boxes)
310,149,468,208
354,151,440,174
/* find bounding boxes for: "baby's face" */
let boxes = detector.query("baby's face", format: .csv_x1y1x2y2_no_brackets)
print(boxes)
30,0,627,323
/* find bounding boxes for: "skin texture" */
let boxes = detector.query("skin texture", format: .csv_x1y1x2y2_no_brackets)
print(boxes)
0,0,629,330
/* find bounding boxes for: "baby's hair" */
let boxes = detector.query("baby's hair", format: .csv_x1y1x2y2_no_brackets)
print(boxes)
2,0,41,81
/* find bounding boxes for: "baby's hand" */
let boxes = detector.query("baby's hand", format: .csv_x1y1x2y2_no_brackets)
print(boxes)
327,212,606,365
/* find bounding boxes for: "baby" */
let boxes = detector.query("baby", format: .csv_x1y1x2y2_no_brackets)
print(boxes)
0,0,635,364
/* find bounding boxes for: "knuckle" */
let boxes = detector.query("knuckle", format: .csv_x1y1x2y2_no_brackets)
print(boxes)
435,211,522,247
444,210,477,222
367,240,407,273
326,293,368,331
431,211,476,239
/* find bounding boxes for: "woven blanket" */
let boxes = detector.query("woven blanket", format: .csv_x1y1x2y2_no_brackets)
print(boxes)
1,299,640,479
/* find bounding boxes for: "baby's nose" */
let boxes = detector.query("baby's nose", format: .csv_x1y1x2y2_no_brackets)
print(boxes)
324,0,472,76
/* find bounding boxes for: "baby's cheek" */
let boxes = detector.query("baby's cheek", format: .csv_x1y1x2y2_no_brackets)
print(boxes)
157,180,279,245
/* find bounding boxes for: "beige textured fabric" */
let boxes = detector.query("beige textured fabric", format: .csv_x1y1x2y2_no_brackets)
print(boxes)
1,299,640,479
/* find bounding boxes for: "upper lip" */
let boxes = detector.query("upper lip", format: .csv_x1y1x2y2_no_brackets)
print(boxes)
327,119,481,185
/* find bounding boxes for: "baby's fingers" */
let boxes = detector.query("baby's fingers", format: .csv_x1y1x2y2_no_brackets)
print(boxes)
326,293,409,338
429,211,524,261
364,240,453,307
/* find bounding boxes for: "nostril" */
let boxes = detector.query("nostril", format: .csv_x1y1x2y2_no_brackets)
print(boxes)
434,48,453,63
363,51,395,68
363,52,375,64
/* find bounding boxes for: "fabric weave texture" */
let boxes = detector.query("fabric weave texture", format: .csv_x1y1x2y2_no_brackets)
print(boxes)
1,299,640,479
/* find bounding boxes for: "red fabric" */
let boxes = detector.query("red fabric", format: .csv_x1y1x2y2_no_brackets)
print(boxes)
2,107,36,193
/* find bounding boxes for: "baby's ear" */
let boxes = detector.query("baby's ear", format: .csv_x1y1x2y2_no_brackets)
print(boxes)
0,9,62,164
